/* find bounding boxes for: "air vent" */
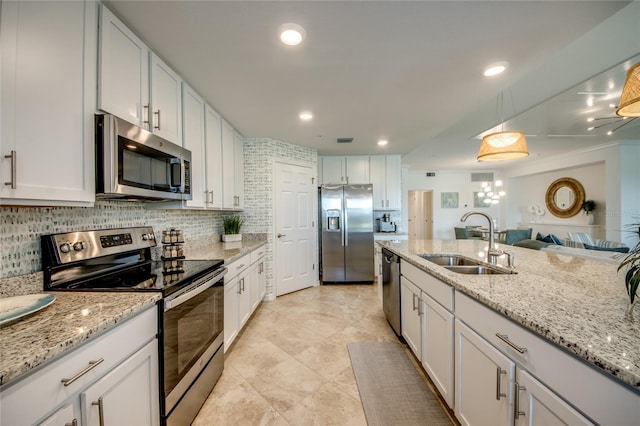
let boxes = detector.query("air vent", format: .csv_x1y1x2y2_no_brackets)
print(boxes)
426,172,437,177
471,172,494,182
337,137,354,143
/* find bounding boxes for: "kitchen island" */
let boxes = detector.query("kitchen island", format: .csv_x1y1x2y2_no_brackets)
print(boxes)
378,238,639,424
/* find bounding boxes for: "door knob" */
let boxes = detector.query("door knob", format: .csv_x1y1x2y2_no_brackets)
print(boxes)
277,233,286,238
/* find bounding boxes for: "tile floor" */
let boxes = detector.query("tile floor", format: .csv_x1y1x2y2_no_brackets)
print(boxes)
193,283,456,425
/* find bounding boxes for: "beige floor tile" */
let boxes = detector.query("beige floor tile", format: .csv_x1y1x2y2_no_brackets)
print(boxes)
227,337,292,379
264,323,326,356
294,338,352,380
247,357,327,413
331,366,361,401
281,381,367,426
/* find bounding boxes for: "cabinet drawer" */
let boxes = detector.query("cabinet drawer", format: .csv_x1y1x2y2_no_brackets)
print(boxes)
1,306,157,425
401,261,453,311
455,292,639,425
250,246,266,264
226,253,250,280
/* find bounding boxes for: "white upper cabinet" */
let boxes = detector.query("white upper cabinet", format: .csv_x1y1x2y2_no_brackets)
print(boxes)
369,155,401,209
182,83,206,208
233,130,245,210
320,156,370,185
221,120,235,209
0,0,97,206
150,53,182,145
205,105,224,209
98,5,149,128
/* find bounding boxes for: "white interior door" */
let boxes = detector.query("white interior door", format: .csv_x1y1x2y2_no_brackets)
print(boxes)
275,162,316,296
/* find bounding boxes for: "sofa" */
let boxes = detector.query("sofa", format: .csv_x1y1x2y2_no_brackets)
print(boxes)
512,232,629,264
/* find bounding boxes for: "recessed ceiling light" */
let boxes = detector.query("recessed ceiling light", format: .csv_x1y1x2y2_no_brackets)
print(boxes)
279,23,306,46
299,111,313,120
483,62,509,77
377,139,388,146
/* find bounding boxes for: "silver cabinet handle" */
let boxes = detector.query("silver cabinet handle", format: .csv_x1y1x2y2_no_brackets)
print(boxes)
143,104,150,126
4,150,16,189
61,358,104,386
241,278,245,292
92,397,105,426
277,233,286,238
209,190,214,204
412,293,418,311
514,382,526,419
381,200,384,207
65,420,78,426
154,110,161,130
496,367,507,400
386,200,389,208
496,333,527,353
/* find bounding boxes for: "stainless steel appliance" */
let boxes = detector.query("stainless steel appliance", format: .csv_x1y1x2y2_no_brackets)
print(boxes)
382,248,401,336
41,227,225,426
320,184,374,283
95,114,192,201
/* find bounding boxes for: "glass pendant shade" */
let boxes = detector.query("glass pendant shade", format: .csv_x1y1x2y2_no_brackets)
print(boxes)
477,131,529,161
616,62,640,117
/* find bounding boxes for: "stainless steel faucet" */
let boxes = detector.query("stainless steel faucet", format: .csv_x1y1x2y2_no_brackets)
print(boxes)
460,211,513,267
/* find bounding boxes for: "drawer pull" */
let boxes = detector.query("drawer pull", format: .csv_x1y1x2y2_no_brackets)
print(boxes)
92,397,105,426
496,333,527,353
496,367,507,400
61,358,104,386
65,420,78,426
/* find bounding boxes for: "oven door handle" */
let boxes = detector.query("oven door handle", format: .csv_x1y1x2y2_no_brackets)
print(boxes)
164,268,227,311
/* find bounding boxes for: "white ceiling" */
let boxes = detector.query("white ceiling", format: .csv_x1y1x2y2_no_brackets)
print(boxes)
104,0,640,171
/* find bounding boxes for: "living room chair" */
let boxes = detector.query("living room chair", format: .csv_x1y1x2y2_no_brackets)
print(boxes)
454,227,484,240
504,228,532,245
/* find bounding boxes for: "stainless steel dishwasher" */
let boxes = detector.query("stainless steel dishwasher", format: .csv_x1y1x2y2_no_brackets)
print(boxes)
382,248,401,336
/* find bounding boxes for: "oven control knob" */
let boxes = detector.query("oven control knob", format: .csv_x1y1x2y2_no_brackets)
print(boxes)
73,241,86,251
59,243,71,253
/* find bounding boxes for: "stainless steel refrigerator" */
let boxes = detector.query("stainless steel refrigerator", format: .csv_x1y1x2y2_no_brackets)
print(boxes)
320,184,374,283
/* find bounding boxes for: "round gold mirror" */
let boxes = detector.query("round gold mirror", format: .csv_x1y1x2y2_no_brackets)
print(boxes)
545,177,585,218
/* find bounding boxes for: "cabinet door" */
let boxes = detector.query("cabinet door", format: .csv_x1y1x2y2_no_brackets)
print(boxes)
1,0,96,205
400,277,421,359
98,4,149,128
248,262,261,312
257,261,266,302
321,157,346,184
238,274,252,327
233,130,245,210
515,370,592,426
369,156,386,209
38,403,79,426
455,319,514,426
385,155,402,209
150,53,182,145
421,294,454,409
81,339,160,426
224,276,240,351
345,156,370,184
221,120,235,209
205,105,224,209
182,83,206,208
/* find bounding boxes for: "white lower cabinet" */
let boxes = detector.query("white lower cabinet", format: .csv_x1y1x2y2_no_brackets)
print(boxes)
1,306,159,426
81,339,159,426
400,276,422,358
224,248,266,352
455,319,515,426
515,369,591,426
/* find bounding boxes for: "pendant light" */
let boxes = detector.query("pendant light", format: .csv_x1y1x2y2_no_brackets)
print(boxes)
616,61,640,117
477,92,529,162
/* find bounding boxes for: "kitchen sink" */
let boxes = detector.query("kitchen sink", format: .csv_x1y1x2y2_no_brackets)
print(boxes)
419,254,481,266
419,254,515,275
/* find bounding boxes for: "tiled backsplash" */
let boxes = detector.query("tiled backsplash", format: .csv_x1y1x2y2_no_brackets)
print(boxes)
1,138,317,299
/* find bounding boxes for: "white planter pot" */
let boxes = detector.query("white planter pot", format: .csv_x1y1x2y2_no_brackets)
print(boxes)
222,234,242,242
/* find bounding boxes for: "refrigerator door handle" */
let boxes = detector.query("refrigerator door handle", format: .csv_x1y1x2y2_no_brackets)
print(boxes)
343,206,348,246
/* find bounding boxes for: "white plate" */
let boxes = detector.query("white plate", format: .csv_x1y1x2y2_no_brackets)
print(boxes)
0,294,56,326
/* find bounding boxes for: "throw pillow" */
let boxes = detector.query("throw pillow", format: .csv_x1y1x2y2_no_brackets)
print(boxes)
567,232,595,246
549,234,564,245
583,243,629,253
536,233,563,245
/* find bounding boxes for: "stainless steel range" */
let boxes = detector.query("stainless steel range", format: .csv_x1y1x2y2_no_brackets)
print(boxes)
41,226,226,426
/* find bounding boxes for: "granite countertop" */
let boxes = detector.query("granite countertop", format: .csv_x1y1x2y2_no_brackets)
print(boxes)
185,234,267,263
0,291,160,387
377,239,640,390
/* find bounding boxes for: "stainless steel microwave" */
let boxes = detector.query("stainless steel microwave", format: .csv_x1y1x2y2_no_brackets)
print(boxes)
95,114,192,201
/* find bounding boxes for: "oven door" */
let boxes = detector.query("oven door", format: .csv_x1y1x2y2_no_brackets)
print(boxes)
162,268,226,415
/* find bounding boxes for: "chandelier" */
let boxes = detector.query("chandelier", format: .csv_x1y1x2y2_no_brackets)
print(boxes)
617,61,640,117
477,92,529,162
477,180,505,205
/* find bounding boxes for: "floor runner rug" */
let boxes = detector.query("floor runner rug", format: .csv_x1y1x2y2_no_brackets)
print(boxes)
347,342,452,426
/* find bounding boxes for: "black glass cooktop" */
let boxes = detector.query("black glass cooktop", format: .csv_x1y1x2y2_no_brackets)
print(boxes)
57,259,224,294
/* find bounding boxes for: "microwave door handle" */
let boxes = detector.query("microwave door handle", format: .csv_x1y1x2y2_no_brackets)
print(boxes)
169,160,182,189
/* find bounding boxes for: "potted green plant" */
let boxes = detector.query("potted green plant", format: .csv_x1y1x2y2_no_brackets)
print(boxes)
618,220,640,308
582,200,596,224
222,216,244,242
